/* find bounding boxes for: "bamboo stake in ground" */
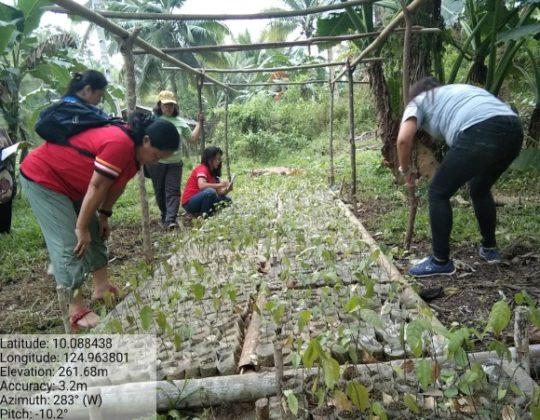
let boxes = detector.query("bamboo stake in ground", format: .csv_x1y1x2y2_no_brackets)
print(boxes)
514,306,530,374
255,398,270,420
329,81,335,186
196,74,205,156
400,0,417,251
274,341,284,396
224,89,231,180
121,29,153,263
346,59,357,214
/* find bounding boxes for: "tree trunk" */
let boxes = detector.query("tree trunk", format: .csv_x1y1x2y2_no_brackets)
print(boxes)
367,61,399,168
527,106,540,147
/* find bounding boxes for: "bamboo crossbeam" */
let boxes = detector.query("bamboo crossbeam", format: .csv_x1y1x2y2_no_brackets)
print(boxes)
163,57,384,74
44,0,378,21
49,0,232,91
133,27,439,55
332,0,430,82
28,346,540,416
203,80,369,87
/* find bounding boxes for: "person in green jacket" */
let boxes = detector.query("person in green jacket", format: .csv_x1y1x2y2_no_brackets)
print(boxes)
146,90,204,229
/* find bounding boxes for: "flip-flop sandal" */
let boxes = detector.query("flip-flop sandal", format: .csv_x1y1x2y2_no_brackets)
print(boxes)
91,285,120,303
69,308,95,332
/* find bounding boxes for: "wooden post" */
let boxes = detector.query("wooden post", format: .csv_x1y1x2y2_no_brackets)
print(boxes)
514,306,530,374
56,286,72,333
196,74,206,157
346,59,357,214
238,295,263,371
121,29,152,263
274,341,284,396
224,88,231,180
329,81,335,186
255,397,270,420
401,0,418,251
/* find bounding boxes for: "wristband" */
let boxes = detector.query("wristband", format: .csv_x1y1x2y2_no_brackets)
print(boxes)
98,208,112,217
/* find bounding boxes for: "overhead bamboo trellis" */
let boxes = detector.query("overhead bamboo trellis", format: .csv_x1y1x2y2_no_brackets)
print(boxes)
133,27,439,55
203,80,369,87
45,0,378,21
162,57,384,74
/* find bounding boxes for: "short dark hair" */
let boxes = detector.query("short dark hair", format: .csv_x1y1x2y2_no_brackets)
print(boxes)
127,111,179,151
153,102,179,117
201,146,223,178
65,70,108,97
407,77,441,104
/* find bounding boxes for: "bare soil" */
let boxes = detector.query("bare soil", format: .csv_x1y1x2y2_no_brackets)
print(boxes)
0,219,175,334
357,196,540,348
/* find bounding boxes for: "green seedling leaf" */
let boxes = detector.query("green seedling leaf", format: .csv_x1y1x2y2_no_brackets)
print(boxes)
271,304,285,325
488,300,511,335
416,359,433,390
322,355,340,389
156,310,169,333
298,309,312,332
303,339,320,368
510,383,526,397
344,296,368,313
346,381,369,412
360,308,384,329
407,320,425,358
283,390,298,416
444,387,459,398
332,389,352,412
106,319,123,333
191,283,205,301
489,340,512,361
371,401,387,420
291,352,301,368
403,393,420,415
498,388,507,400
140,305,153,331
174,333,182,352
529,307,540,329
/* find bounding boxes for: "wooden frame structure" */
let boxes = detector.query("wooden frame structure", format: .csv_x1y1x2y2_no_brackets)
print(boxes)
49,0,435,266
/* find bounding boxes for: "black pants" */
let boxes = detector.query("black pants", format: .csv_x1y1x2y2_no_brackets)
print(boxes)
0,199,13,234
145,162,182,225
429,115,523,261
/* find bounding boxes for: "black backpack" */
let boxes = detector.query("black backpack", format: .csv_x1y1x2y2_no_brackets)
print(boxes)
35,100,126,157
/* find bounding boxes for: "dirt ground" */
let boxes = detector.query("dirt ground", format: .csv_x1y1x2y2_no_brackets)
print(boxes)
357,196,540,350
0,220,166,334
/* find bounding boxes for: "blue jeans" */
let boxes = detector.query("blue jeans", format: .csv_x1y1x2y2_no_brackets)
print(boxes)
429,115,523,261
183,188,231,216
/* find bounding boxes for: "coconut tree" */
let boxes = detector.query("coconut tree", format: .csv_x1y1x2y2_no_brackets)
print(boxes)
105,0,229,98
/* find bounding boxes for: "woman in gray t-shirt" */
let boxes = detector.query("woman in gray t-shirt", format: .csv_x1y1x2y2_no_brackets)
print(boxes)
397,77,523,277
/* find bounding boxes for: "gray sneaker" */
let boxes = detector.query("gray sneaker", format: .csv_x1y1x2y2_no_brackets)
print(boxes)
479,246,501,263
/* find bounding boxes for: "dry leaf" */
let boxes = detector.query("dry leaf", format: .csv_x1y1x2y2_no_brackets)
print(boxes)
329,390,353,413
402,359,415,373
361,350,378,363
501,405,516,420
453,397,477,414
431,362,441,381
286,278,297,289
382,392,394,405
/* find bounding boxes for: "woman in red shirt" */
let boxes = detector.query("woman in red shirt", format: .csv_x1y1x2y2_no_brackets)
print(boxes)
182,146,232,217
21,112,179,331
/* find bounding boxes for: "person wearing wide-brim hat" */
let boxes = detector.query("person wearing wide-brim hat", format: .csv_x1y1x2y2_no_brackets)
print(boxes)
145,90,204,229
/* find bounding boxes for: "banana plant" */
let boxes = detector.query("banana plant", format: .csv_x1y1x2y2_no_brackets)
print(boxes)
0,0,79,143
445,0,539,95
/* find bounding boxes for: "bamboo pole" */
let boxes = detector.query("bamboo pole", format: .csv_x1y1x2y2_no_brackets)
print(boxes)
121,29,153,263
29,346,540,416
401,0,418,251
346,59,357,215
134,27,439,55
514,306,530,374
332,0,429,83
45,0,379,21
224,89,231,180
239,294,264,371
329,82,336,186
49,0,231,91
163,57,383,74
196,74,205,156
56,286,72,333
274,341,284,396
204,80,368,87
